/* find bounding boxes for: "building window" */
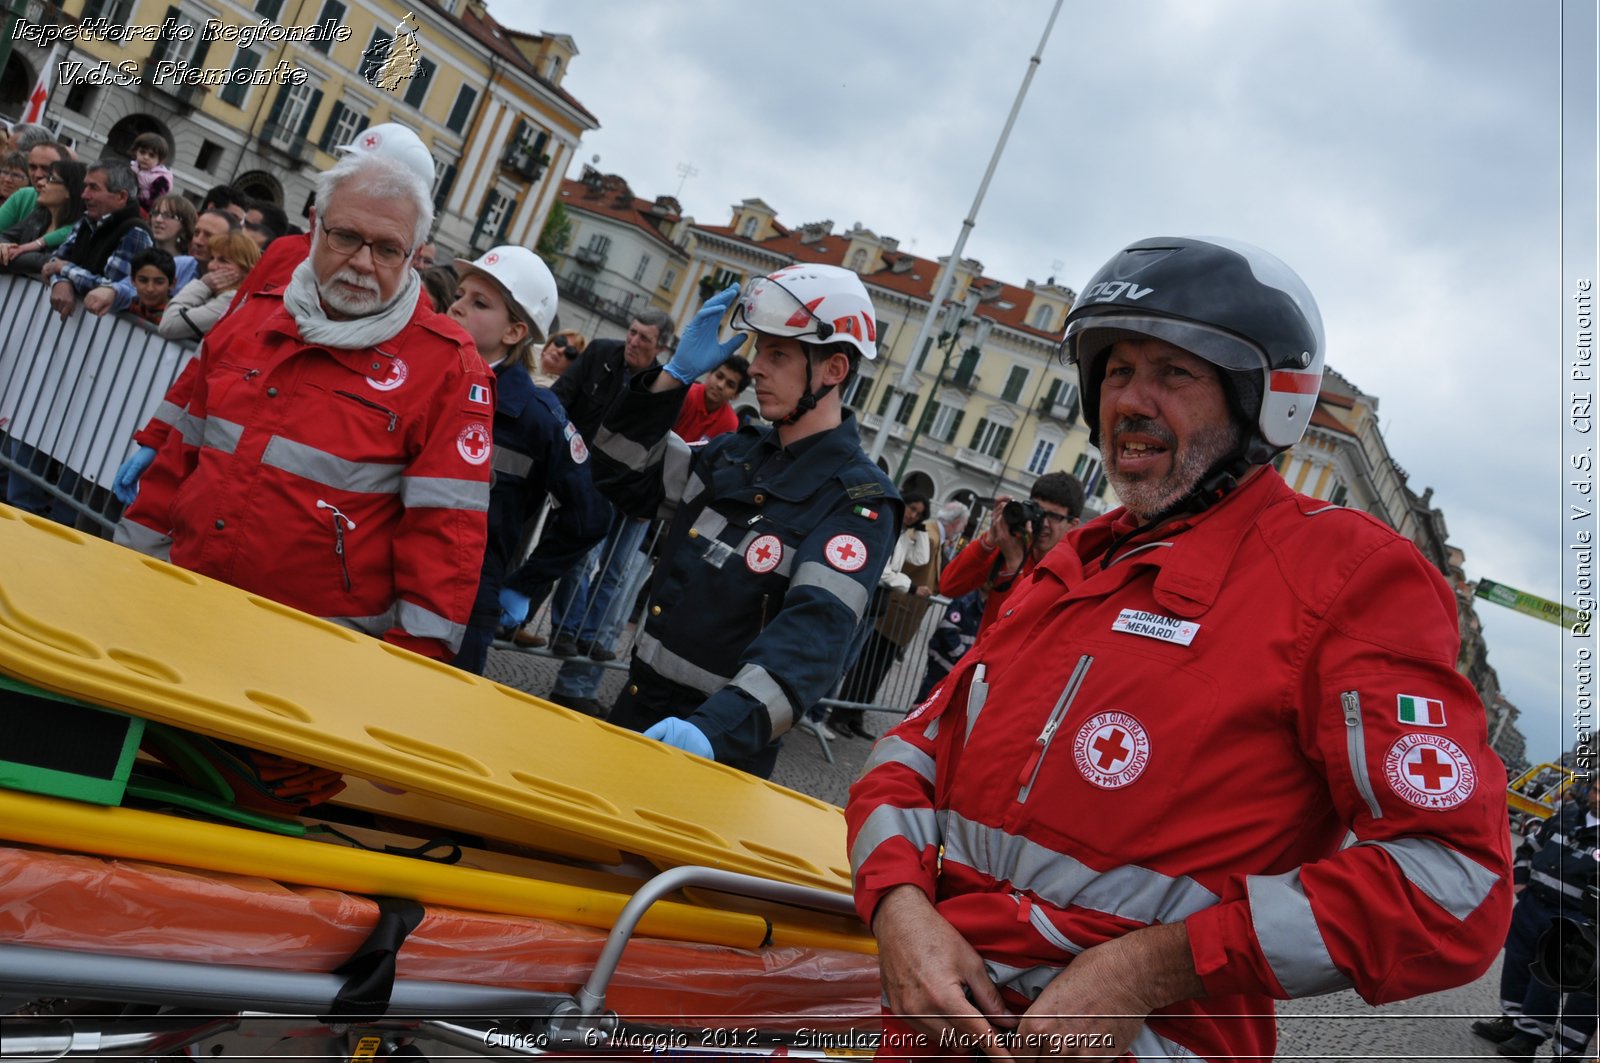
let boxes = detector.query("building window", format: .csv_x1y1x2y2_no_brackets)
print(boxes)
545,55,562,80
1002,365,1029,403
567,272,594,294
219,48,261,107
969,417,1012,459
849,248,867,271
311,0,345,54
660,267,677,291
195,140,223,172
633,253,651,283
446,85,477,133
951,346,980,387
273,82,319,144
1073,453,1103,495
1032,304,1054,330
403,57,436,109
432,161,457,210
739,216,757,238
319,101,367,153
152,9,206,66
475,190,513,248
919,400,965,444
255,0,283,16
841,370,873,410
876,387,917,426
1026,436,1057,476
1329,483,1349,507
64,82,95,113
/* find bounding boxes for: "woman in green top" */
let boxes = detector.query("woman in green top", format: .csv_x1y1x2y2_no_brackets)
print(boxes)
0,159,85,277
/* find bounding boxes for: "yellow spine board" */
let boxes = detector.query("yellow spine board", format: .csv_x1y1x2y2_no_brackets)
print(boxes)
0,788,874,955
0,509,853,893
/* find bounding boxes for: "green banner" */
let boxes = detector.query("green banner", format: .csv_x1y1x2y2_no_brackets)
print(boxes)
1474,578,1584,629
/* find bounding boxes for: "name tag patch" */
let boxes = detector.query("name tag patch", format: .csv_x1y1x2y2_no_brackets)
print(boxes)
1111,608,1199,646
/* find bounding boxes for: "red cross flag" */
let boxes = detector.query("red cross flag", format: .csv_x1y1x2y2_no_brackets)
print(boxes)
22,47,60,125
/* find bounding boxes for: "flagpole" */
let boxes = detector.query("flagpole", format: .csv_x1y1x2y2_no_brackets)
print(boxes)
865,0,1066,467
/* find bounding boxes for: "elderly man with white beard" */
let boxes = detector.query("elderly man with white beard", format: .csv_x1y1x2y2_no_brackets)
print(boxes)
117,149,495,666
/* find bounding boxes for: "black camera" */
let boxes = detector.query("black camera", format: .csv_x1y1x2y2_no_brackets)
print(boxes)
1002,499,1044,537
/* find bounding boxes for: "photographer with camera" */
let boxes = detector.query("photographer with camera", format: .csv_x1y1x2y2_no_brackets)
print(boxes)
1472,781,1599,1061
938,471,1082,633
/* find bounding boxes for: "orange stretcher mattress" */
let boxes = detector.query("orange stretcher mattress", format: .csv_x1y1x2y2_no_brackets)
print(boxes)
0,845,882,1031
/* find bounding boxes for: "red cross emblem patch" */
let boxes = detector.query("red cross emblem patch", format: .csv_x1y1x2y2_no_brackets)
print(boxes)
366,356,408,392
1073,711,1151,789
456,422,491,465
484,252,500,265
1383,732,1476,809
824,534,867,572
746,534,783,574
363,132,381,149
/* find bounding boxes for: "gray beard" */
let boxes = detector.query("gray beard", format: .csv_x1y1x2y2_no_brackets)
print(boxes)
1107,418,1243,524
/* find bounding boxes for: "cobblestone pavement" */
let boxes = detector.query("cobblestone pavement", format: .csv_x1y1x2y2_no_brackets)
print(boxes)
483,646,1587,1062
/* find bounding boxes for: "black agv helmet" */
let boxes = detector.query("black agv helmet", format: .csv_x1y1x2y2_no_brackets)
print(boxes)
1061,236,1325,465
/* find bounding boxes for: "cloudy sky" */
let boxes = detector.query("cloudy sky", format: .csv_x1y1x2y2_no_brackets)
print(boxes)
500,0,1593,764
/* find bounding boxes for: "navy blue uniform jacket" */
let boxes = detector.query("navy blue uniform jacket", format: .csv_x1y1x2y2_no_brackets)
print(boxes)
591,369,901,776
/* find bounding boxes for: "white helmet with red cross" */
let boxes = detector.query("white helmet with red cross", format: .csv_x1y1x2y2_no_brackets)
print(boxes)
731,263,878,361
453,246,558,344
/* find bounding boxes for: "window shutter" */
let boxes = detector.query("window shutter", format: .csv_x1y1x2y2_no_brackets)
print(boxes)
190,25,212,67
297,88,323,138
495,196,513,241
152,5,180,63
969,418,988,450
317,102,347,151
265,83,289,131
403,58,436,108
81,0,105,19
434,163,457,209
948,410,965,443
997,426,1013,457
917,400,937,434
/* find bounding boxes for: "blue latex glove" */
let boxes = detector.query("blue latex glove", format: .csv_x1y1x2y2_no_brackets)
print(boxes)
643,717,714,759
664,284,748,385
497,587,531,627
112,445,157,505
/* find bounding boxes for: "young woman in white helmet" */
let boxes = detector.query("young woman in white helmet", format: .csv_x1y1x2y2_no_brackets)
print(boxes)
446,246,608,675
583,265,902,777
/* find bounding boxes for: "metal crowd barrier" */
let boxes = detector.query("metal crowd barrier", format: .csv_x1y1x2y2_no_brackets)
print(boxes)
0,273,193,535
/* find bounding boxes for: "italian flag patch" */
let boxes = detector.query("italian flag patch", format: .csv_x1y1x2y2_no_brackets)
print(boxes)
1397,694,1446,727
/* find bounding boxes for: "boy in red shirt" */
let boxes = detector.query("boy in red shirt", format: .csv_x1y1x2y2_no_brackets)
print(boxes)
671,355,749,444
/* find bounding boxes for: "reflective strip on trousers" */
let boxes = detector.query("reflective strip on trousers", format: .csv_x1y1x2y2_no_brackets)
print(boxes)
1246,868,1352,996
938,810,1219,924
113,519,172,561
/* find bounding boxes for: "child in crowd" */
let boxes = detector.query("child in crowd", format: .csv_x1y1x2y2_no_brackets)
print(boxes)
444,246,608,675
129,132,174,211
0,151,27,202
124,247,175,325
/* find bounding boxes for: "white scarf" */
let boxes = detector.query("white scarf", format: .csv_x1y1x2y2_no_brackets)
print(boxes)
282,257,422,349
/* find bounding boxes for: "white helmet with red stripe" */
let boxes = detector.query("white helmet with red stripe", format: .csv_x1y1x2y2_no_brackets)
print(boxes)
1061,236,1324,465
731,263,879,361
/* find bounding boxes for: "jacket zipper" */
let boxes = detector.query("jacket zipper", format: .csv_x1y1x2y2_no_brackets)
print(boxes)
334,389,399,432
317,499,357,592
1016,654,1094,803
1341,691,1383,820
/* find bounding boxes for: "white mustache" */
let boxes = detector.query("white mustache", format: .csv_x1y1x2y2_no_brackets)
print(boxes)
329,267,380,294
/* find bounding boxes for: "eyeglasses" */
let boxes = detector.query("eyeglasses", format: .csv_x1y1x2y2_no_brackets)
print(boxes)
42,175,65,185
151,209,179,220
551,337,574,354
1038,509,1076,527
318,219,409,268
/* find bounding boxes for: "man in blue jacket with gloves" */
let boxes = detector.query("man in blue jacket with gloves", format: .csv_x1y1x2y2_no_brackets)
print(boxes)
587,265,900,777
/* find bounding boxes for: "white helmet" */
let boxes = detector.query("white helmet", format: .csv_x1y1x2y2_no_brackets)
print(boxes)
337,122,434,186
731,263,878,360
453,246,558,344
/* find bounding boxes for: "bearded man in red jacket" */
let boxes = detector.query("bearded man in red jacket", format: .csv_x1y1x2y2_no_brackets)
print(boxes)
847,236,1512,1062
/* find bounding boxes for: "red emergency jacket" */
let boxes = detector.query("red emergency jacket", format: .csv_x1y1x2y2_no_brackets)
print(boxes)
846,468,1512,1061
938,534,1037,634
117,285,494,661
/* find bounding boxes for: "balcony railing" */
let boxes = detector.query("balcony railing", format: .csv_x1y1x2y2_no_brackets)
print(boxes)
555,272,641,328
501,144,550,182
953,448,1003,475
574,245,608,270
1037,394,1079,424
258,121,314,166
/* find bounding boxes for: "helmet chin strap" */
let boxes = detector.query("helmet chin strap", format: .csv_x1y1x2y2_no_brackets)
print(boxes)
1100,444,1253,568
773,350,837,427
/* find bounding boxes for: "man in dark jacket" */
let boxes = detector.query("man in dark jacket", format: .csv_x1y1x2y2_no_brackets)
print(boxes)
506,308,675,716
41,160,152,320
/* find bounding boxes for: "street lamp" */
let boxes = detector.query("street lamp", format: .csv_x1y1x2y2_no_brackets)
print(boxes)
892,290,993,485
